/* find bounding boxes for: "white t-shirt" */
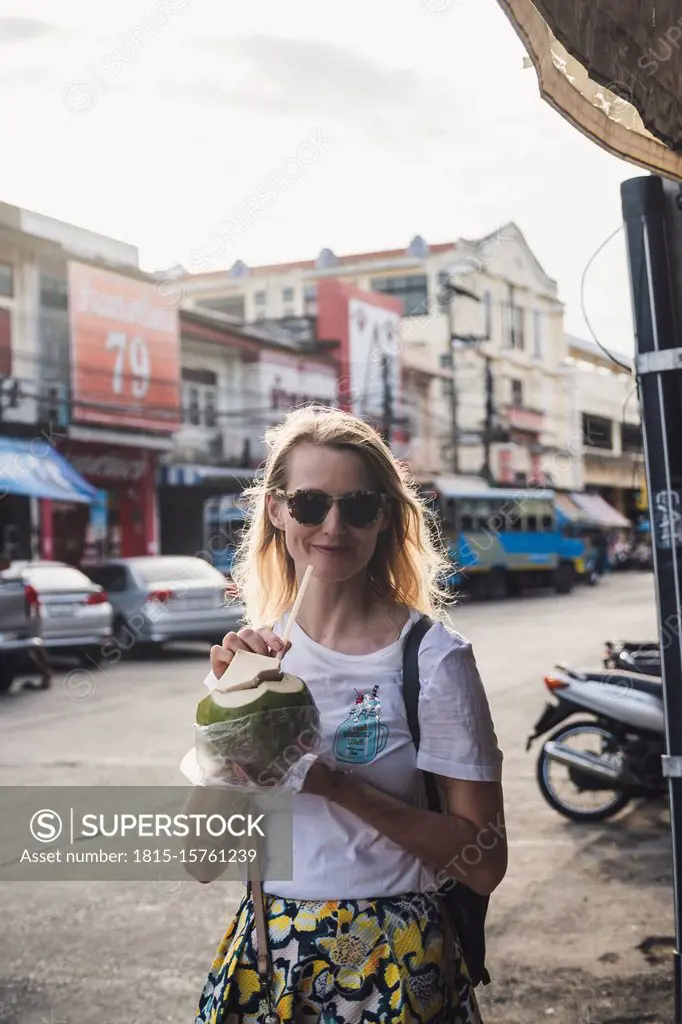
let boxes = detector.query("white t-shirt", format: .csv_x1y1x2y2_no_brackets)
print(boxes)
203,608,503,901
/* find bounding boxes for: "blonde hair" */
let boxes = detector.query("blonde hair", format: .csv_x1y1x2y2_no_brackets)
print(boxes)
231,405,453,626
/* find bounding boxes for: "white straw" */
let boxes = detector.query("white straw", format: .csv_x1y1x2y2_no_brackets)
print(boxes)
277,564,314,661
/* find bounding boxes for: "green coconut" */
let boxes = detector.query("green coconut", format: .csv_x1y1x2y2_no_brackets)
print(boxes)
195,665,318,783
196,671,314,726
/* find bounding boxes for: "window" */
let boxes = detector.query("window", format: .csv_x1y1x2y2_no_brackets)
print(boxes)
533,311,543,359
86,566,129,592
187,386,201,426
505,302,525,349
371,275,429,317
527,515,538,531
40,275,68,310
254,290,266,306
204,389,217,428
621,421,642,453
199,295,245,321
511,379,523,406
542,514,554,531
304,285,317,315
0,262,13,298
282,287,294,302
182,368,218,428
583,413,613,450
512,305,525,349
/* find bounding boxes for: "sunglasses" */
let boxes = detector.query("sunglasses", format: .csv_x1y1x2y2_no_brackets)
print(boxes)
273,488,388,528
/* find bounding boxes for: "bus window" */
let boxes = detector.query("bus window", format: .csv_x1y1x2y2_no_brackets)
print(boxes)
527,515,538,532
542,514,554,531
460,514,475,531
486,505,506,534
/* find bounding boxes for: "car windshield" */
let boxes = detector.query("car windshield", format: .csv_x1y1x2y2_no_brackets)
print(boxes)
135,558,225,586
23,565,93,591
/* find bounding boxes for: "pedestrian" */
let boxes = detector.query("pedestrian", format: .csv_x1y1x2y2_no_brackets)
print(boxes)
193,405,506,1024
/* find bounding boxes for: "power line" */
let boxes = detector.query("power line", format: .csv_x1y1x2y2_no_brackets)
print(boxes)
579,225,634,373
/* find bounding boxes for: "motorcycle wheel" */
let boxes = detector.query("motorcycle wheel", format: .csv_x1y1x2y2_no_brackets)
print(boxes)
537,721,631,822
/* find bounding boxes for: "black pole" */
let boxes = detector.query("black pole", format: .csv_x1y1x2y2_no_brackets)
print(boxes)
381,353,393,448
483,355,494,483
621,174,682,1024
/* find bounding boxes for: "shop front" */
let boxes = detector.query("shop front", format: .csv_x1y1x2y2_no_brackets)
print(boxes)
0,433,97,562
47,442,160,564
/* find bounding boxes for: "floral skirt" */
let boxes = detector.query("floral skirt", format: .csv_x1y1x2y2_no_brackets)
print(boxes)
194,889,482,1024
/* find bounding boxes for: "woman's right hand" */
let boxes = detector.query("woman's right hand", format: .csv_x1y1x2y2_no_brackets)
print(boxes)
210,627,292,680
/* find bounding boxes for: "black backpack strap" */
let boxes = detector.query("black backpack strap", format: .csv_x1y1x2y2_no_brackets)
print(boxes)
401,611,491,988
402,614,440,811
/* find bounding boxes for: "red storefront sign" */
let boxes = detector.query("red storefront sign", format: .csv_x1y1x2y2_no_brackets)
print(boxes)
67,262,181,432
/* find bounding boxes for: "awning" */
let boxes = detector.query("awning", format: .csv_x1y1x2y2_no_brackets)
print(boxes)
569,492,632,530
432,475,497,498
554,493,589,526
497,0,682,182
0,436,97,504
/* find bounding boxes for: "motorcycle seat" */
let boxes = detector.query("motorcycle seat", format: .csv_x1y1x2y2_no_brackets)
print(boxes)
615,641,659,653
584,669,662,699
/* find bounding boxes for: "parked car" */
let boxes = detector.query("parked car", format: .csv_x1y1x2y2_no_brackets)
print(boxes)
84,556,245,654
5,560,113,662
0,570,44,691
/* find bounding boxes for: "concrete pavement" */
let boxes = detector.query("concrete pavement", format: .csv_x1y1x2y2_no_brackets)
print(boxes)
0,572,673,1023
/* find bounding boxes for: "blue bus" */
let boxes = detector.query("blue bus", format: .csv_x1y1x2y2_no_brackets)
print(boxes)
421,484,587,598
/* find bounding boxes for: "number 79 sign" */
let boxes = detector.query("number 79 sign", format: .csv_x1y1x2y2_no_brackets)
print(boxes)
68,262,181,432
106,332,151,399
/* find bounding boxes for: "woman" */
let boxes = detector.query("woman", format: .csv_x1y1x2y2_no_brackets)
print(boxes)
194,405,506,1024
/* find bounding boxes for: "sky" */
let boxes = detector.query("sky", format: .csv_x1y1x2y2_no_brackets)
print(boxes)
0,0,641,355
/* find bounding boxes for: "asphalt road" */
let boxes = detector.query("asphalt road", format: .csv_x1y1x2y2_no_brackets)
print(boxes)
0,571,673,1024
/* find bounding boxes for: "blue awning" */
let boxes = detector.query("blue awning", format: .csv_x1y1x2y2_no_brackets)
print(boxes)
0,436,97,504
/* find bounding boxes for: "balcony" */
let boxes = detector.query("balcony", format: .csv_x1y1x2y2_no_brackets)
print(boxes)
501,404,545,434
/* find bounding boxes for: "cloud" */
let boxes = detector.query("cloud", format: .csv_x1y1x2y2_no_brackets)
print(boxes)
0,17,55,45
185,33,458,142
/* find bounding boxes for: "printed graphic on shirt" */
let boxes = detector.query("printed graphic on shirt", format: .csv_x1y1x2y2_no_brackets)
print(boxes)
334,685,389,764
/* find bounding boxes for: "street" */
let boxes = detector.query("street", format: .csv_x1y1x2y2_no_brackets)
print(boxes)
0,572,673,1024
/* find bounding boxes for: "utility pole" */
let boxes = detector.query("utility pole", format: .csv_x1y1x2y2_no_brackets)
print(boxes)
381,352,393,448
482,355,494,483
441,280,481,474
621,174,682,1024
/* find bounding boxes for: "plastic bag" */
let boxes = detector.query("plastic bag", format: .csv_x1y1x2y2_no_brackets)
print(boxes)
181,702,323,791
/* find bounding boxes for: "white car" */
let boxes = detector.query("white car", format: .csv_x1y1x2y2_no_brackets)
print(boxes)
85,556,245,654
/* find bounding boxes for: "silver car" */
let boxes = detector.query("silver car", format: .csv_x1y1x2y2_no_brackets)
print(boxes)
85,556,245,654
7,560,113,658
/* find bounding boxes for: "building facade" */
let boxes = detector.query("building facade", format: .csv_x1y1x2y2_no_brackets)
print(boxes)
0,202,181,563
158,308,339,558
565,333,645,520
179,225,578,488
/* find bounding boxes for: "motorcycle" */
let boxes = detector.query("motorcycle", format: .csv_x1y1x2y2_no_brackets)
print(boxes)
604,639,661,677
526,662,665,821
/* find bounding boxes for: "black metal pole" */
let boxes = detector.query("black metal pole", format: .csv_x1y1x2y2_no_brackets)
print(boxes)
381,352,393,448
483,355,494,483
621,174,682,1024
